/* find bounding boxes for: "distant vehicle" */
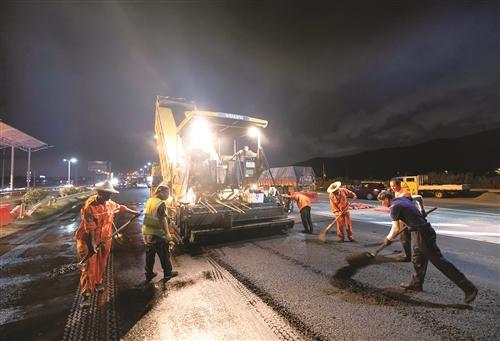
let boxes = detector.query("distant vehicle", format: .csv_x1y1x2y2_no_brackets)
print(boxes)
350,181,387,200
257,166,317,213
396,175,470,199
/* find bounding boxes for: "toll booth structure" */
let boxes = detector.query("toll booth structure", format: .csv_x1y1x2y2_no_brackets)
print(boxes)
0,121,50,190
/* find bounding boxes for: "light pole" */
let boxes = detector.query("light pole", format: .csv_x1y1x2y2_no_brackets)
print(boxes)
63,158,77,185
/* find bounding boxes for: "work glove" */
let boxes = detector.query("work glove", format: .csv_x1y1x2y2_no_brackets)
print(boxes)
168,240,176,252
383,238,393,246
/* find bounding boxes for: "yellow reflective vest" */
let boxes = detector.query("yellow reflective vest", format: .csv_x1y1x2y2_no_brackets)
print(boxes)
141,197,166,238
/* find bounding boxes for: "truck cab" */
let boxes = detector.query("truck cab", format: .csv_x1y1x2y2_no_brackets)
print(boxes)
395,175,470,198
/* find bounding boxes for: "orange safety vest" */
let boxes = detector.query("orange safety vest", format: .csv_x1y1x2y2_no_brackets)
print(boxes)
75,194,126,242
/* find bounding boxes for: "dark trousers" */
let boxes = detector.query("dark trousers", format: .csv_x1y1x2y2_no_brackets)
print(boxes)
300,206,313,233
400,227,412,259
144,235,172,277
410,226,475,292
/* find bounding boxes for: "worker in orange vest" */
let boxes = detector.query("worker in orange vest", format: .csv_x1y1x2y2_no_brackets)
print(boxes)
283,192,313,234
75,181,140,308
327,181,357,242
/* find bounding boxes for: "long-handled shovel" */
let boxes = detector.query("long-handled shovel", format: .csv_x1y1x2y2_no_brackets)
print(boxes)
319,198,356,242
345,207,438,267
345,227,408,267
49,213,141,278
78,214,140,266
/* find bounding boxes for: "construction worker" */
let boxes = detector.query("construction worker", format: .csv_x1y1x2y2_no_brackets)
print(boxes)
142,183,178,283
377,190,478,304
75,181,140,308
390,178,426,262
234,145,257,161
327,181,357,242
282,192,313,233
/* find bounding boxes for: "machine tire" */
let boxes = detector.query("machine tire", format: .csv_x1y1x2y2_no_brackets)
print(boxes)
434,191,444,199
366,193,374,200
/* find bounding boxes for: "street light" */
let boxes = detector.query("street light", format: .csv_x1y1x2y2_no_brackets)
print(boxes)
63,158,77,185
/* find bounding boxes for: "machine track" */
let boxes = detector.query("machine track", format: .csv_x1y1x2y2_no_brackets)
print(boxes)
206,256,307,341
207,250,323,340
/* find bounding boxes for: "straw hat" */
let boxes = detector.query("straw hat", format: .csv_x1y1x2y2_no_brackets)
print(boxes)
327,181,342,193
95,181,119,194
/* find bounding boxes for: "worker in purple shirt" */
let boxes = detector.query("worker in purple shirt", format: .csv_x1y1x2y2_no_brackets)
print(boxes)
390,178,426,262
377,190,478,304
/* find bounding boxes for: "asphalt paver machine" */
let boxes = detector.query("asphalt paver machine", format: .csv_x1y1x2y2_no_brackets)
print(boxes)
152,96,294,244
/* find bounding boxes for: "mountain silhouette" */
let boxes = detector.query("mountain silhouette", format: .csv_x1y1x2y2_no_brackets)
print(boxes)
294,128,500,179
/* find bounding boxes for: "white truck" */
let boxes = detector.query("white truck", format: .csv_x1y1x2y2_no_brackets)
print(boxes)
396,175,470,199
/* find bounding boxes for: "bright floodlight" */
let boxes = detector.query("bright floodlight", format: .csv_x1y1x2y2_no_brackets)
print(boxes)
70,158,77,163
147,162,152,166
248,126,260,138
190,118,212,146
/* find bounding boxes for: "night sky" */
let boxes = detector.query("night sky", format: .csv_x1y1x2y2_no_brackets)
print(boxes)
1,1,498,177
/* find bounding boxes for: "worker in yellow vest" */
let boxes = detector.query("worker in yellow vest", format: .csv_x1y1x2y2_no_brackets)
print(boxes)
142,183,178,282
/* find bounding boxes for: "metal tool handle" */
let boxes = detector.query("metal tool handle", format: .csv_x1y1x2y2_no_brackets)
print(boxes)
323,197,356,234
78,213,141,265
372,226,408,256
372,206,437,255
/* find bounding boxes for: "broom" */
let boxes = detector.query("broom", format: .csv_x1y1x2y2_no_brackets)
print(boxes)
318,198,356,242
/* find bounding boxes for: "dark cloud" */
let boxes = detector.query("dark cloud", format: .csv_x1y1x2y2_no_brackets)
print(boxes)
1,1,498,177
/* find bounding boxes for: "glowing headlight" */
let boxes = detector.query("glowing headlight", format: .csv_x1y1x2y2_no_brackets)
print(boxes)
190,118,213,147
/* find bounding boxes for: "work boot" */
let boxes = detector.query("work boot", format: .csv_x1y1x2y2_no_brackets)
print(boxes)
95,284,105,293
400,282,423,292
80,294,91,309
464,286,478,304
300,230,308,233
145,272,158,282
336,239,345,243
163,271,178,282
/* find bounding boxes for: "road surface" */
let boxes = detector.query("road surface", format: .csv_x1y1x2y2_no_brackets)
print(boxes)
313,197,500,244
1,189,498,340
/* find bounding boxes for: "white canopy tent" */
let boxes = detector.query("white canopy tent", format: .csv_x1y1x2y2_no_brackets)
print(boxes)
0,121,50,190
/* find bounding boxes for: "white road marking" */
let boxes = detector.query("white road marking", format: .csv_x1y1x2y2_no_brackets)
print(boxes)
311,199,500,243
367,222,468,227
436,230,500,236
